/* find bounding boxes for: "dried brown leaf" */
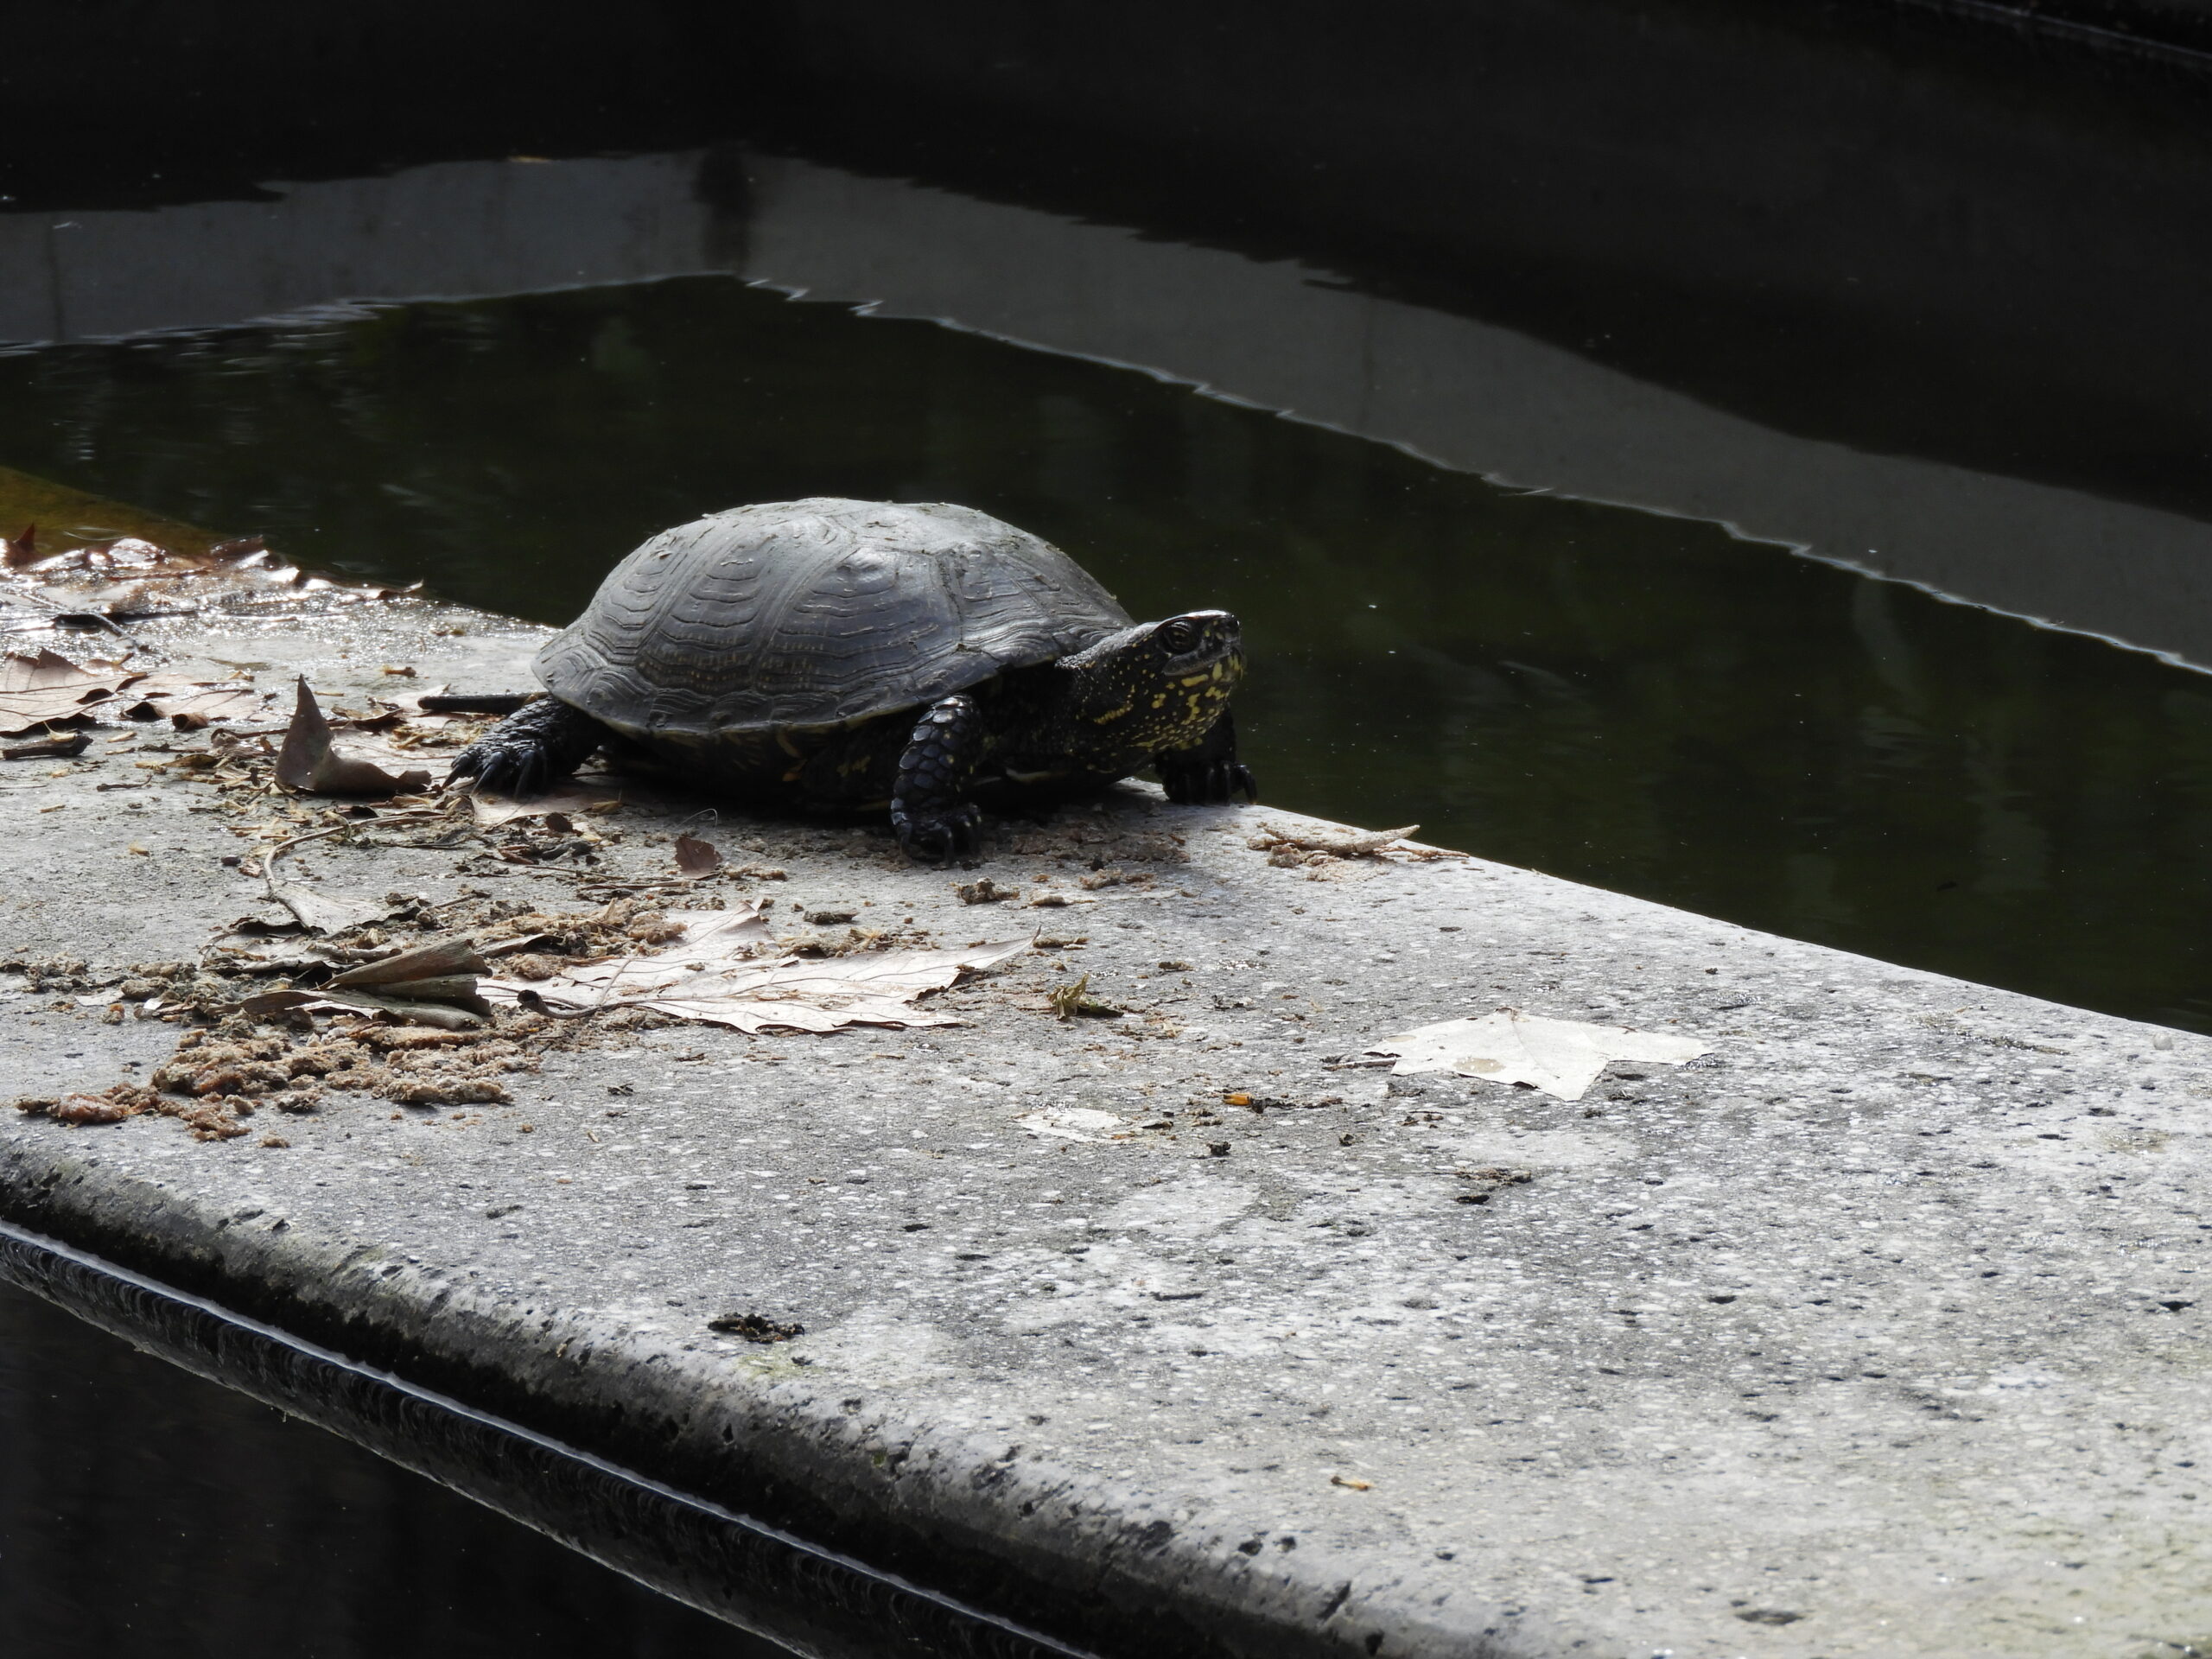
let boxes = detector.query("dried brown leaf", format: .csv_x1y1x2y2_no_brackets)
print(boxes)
238,988,484,1030
276,679,429,797
0,648,107,695
327,938,488,988
480,907,1026,1033
471,780,620,827
276,888,389,935
155,683,261,724
0,649,126,734
675,833,723,878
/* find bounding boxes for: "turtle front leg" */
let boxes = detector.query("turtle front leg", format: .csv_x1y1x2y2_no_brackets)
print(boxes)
448,697,608,797
892,694,987,864
1157,709,1257,806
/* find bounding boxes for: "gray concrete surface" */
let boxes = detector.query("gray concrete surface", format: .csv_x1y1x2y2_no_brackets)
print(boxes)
0,599,2207,1658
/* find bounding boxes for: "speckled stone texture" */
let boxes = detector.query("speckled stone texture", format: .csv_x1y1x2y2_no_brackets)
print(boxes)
0,601,2206,1659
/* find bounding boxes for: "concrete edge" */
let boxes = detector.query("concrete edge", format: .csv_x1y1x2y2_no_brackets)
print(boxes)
0,1217,1095,1659
0,1140,1548,1659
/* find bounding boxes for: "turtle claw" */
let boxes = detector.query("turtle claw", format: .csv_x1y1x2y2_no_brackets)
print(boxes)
893,802,985,866
1162,758,1258,807
448,735,538,797
446,697,607,798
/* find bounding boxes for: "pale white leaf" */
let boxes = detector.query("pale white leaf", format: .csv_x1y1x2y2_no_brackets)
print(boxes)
275,884,388,935
471,780,623,826
481,917,1026,1034
1364,1010,1708,1102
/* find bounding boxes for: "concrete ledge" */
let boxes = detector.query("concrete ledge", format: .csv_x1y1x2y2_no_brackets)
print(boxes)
0,1220,1084,1659
2,601,2209,1656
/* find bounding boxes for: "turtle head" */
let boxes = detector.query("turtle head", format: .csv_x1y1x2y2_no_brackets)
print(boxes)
1059,609,1245,750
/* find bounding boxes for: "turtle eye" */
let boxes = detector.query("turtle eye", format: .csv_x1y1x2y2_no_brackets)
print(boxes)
1162,621,1196,652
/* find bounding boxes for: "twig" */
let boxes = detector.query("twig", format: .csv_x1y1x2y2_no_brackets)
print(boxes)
1,588,142,647
262,822,354,914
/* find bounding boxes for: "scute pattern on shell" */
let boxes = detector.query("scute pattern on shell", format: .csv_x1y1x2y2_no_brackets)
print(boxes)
537,499,1134,738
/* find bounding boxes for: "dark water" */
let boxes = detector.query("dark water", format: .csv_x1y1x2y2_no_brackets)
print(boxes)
0,1276,774,1656
3,273,2211,1030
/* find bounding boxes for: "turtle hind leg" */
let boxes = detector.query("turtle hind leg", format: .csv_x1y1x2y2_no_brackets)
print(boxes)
448,697,607,797
1158,709,1256,805
891,693,987,864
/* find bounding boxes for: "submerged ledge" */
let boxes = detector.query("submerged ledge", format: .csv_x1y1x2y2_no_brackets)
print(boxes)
0,596,2206,1658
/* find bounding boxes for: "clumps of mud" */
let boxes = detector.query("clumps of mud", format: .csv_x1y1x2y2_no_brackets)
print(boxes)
9,893,768,1141
0,953,96,993
16,1014,541,1141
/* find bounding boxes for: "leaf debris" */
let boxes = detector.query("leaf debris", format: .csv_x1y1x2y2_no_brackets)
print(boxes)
1366,1010,1708,1102
480,906,1027,1033
276,679,432,798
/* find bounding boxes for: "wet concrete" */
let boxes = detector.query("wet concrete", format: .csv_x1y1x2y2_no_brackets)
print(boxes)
0,599,2206,1657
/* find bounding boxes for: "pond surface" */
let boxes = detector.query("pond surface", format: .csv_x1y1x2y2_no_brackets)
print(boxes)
3,271,2210,1031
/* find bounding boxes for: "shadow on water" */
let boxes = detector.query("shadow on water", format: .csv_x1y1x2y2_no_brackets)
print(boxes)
0,1274,777,1656
1,273,2209,1031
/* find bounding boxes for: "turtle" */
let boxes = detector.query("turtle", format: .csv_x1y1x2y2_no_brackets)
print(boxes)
448,498,1255,861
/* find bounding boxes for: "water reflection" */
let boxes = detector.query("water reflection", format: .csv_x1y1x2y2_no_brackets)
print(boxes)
0,274,2205,1027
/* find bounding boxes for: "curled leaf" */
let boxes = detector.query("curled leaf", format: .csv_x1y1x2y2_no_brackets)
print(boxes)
276,678,431,797
237,988,485,1030
327,938,487,988
675,833,723,878
1047,974,1123,1020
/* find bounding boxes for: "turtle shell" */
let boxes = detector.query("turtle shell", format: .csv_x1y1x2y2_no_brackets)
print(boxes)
537,499,1133,740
